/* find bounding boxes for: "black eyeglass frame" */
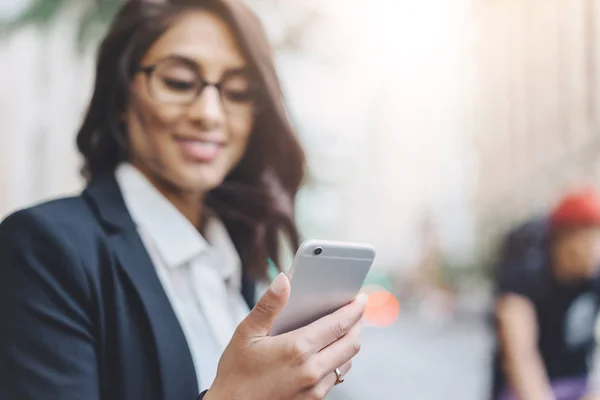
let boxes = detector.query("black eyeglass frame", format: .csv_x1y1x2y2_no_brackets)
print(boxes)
135,55,264,112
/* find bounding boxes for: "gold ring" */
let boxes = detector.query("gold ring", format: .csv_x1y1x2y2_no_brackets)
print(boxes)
334,368,344,385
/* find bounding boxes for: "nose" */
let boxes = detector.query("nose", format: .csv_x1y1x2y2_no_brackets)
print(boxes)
187,84,225,129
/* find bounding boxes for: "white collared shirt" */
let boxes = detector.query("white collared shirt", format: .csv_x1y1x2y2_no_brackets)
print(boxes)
115,163,250,392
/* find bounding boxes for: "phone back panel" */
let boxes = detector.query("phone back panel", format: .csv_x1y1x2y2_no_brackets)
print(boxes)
269,240,375,336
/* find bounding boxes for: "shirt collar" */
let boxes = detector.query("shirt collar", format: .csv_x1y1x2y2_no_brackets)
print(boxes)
115,164,243,287
115,163,209,268
204,216,242,289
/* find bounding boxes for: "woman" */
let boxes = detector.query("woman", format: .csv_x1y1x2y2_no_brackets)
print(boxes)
0,1,366,399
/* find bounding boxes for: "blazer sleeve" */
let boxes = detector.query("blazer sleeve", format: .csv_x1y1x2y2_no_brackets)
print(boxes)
0,209,99,400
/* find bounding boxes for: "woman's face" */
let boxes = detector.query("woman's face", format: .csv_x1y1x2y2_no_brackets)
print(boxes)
125,10,256,194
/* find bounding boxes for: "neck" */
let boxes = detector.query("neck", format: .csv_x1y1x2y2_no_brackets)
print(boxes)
553,263,574,283
163,189,204,228
132,163,205,228
552,257,586,284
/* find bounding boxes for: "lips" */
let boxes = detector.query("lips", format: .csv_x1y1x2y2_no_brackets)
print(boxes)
174,136,224,162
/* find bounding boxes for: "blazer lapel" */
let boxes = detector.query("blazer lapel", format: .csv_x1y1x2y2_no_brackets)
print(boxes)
83,174,198,400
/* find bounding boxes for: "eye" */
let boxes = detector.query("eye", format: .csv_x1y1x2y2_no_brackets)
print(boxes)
222,89,255,103
162,78,195,92
154,60,198,93
221,74,257,103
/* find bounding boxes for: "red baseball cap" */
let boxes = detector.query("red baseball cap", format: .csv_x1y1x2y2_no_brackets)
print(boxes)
550,187,600,230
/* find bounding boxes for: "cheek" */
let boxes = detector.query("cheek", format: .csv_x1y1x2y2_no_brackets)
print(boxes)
127,98,183,152
227,118,253,157
576,243,600,275
130,77,184,126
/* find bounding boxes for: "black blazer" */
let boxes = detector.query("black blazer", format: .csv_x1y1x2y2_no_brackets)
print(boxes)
0,174,256,400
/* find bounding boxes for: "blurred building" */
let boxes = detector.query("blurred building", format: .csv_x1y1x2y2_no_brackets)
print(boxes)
0,0,478,277
469,0,600,255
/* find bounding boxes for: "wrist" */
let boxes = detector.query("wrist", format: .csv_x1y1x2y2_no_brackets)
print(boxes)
202,381,231,400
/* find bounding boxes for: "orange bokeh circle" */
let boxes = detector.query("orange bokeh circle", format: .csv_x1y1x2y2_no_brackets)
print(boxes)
363,290,401,327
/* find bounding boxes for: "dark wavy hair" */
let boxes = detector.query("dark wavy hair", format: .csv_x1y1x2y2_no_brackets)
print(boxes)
76,0,305,279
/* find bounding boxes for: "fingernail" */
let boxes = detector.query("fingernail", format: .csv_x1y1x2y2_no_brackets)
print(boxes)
269,273,287,294
356,293,369,306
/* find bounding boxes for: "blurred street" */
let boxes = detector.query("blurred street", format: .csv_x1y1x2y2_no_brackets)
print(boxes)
328,311,494,400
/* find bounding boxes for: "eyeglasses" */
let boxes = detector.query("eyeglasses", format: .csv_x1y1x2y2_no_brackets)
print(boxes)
136,56,262,116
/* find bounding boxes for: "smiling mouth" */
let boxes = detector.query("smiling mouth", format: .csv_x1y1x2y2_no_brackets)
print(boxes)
174,136,225,162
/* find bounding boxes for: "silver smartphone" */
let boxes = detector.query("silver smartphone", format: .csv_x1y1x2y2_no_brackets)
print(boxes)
269,239,376,336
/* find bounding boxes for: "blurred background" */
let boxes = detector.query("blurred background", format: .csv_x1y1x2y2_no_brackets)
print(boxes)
1,0,600,398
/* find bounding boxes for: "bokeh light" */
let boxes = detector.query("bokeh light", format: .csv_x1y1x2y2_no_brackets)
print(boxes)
360,271,401,327
362,288,401,328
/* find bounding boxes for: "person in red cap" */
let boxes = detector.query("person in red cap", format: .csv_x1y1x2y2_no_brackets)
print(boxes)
492,187,600,400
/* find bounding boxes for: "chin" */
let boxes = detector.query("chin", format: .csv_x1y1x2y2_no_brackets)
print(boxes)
175,165,226,193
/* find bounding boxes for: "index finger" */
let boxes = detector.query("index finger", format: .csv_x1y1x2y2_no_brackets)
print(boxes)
293,293,368,353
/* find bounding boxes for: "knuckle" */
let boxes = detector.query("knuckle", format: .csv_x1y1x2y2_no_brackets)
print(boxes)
333,320,350,340
254,296,276,315
351,339,362,356
299,365,321,388
307,387,327,400
289,340,311,364
346,360,353,372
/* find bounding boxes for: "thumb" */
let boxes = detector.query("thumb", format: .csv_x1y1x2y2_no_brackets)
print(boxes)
243,272,290,336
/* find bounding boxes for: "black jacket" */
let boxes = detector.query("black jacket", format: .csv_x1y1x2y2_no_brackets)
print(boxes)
0,174,256,400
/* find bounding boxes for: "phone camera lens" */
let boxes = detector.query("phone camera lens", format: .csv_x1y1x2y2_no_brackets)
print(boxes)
313,247,323,255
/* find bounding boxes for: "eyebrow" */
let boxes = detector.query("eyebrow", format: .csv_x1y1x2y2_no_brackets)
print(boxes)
157,54,251,79
221,67,251,80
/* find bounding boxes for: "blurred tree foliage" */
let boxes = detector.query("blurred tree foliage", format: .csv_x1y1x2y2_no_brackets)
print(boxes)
3,0,122,52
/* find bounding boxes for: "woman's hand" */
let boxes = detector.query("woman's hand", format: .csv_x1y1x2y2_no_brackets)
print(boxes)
204,273,367,400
